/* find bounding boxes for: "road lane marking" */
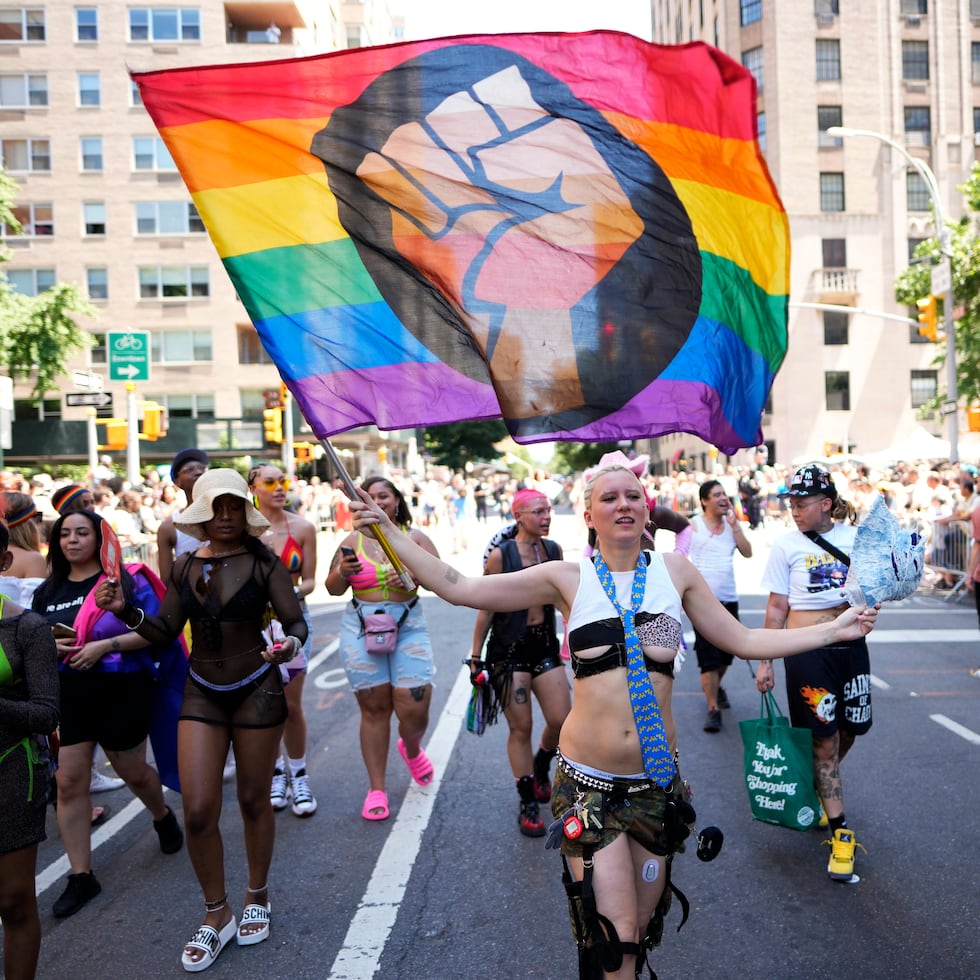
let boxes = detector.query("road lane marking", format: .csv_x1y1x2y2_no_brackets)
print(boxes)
36,795,161,895
930,713,980,745
328,665,471,979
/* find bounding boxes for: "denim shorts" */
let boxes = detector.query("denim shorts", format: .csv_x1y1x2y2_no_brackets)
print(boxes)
340,599,435,692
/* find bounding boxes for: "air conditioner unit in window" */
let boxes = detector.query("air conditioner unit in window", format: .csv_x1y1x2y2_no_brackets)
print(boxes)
816,13,834,27
904,15,922,27
974,132,980,147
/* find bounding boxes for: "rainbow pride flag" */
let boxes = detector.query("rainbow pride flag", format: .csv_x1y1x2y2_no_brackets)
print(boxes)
134,32,788,452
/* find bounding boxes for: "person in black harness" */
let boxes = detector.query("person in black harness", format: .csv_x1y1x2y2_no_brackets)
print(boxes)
470,488,571,837
350,463,879,980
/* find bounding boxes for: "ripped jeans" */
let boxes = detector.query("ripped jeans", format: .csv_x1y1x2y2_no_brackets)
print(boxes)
340,598,436,692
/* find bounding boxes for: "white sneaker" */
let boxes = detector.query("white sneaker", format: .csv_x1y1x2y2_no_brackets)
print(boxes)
271,765,290,811
90,769,125,794
290,770,317,818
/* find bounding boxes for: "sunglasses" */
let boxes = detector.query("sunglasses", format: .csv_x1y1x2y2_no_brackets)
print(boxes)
257,477,291,491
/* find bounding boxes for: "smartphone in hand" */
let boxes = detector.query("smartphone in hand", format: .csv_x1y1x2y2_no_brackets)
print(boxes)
53,623,77,640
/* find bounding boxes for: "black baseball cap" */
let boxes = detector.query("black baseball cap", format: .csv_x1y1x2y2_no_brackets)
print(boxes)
170,448,209,481
784,464,837,499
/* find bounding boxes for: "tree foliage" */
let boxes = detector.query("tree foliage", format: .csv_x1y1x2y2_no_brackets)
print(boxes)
422,419,509,470
551,441,626,475
894,162,980,411
0,170,95,400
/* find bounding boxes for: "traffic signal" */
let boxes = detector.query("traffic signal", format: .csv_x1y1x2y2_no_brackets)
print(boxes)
377,444,388,465
99,418,128,451
294,442,313,462
141,401,166,440
263,407,283,444
917,294,938,341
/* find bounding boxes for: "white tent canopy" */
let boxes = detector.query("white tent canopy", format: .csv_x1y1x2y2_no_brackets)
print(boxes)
864,426,951,464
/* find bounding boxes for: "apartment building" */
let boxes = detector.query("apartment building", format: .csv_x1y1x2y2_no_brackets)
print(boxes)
646,0,977,470
0,0,406,472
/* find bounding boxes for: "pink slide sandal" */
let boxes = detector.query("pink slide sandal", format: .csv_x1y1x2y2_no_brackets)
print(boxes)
398,738,434,786
362,789,389,821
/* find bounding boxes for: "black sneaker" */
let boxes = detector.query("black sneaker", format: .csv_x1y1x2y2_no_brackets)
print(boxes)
703,709,722,733
153,807,184,855
717,687,731,710
53,871,101,918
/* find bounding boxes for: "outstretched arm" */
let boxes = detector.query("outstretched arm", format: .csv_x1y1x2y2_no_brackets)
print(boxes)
350,490,574,614
664,554,877,661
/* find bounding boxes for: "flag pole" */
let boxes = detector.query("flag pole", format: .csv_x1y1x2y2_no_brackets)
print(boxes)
320,438,415,590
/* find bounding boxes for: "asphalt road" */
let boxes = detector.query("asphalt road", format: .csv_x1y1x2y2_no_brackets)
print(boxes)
19,517,980,979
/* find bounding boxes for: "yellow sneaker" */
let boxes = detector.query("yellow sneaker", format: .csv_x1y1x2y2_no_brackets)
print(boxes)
818,802,829,829
823,828,867,881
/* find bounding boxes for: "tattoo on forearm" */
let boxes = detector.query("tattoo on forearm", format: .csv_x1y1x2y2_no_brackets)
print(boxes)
444,567,459,584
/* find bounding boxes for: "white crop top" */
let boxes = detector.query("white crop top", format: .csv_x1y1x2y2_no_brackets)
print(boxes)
567,553,683,648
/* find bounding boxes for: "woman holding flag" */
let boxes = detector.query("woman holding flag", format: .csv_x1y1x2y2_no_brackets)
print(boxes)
349,460,878,980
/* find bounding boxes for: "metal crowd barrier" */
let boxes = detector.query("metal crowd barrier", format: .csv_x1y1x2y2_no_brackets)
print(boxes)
923,518,971,602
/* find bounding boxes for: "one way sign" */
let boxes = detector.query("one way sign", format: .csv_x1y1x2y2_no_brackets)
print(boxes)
66,391,113,409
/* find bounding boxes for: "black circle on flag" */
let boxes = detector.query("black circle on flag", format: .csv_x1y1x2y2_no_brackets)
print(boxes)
312,44,701,437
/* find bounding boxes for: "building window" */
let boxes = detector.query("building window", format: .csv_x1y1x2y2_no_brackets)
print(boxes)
902,41,929,81
908,237,928,264
742,46,763,90
132,136,177,171
76,7,98,41
128,8,201,43
972,0,980,18
139,266,210,300
974,107,980,141
83,202,106,235
0,72,47,107
6,267,54,295
3,202,52,237
900,0,927,13
825,371,850,411
740,0,762,26
904,106,931,147
820,172,845,211
238,324,276,365
816,39,841,81
149,393,214,419
148,330,213,363
86,268,108,301
80,137,103,171
815,0,839,13
911,370,938,408
818,105,843,147
89,332,107,364
1,138,50,172
824,311,849,345
345,25,362,48
757,111,766,153
77,72,100,107
907,170,931,211
973,43,980,85
0,9,45,43
134,201,205,235
130,79,143,107
823,238,847,267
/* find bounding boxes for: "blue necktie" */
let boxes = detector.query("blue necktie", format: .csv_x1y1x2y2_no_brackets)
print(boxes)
592,552,676,788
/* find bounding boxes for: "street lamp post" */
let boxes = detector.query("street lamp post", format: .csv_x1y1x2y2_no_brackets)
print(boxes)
827,125,959,464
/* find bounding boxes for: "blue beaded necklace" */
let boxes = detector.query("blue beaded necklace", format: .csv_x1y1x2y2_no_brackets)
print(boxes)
592,551,676,788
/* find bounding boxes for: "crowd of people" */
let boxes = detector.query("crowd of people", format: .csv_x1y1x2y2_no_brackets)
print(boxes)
6,442,966,978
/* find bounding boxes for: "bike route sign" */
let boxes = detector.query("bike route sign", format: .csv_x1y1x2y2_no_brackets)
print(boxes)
108,331,151,382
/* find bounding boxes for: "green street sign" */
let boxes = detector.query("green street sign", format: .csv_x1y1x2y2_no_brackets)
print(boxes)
108,331,150,382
